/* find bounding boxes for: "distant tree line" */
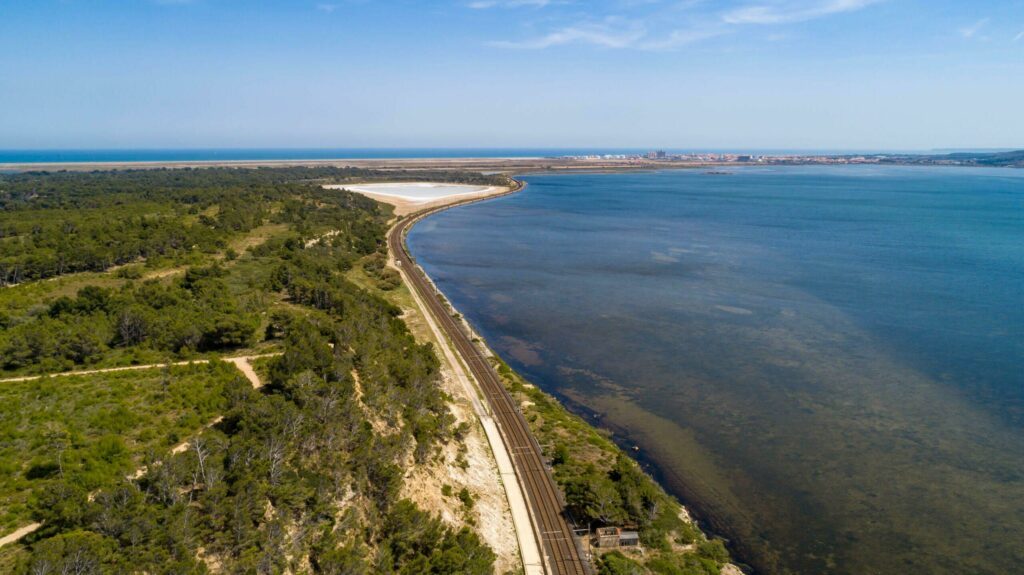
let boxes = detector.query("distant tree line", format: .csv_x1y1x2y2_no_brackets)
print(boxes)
0,167,508,285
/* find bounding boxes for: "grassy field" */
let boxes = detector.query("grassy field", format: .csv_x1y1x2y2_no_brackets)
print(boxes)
0,362,242,533
0,272,128,319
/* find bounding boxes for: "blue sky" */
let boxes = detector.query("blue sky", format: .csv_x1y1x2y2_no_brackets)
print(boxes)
0,0,1021,150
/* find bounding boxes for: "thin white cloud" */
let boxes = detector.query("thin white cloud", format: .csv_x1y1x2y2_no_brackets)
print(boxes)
723,0,880,25
958,18,989,39
490,21,646,48
316,3,339,12
1012,30,1023,43
469,0,552,8
486,0,882,50
492,22,727,51
640,27,728,50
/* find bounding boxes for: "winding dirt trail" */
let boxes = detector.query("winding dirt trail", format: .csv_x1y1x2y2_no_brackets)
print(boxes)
0,354,275,548
0,523,41,548
0,353,280,385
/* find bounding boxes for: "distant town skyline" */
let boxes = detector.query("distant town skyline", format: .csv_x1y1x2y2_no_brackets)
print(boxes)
1,0,1022,150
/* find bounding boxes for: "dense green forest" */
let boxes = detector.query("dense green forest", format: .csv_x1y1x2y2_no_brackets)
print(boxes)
0,167,504,286
1,266,261,372
0,168,505,374
0,167,506,574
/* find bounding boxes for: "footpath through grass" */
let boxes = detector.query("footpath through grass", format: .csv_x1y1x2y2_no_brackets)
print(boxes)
0,361,240,533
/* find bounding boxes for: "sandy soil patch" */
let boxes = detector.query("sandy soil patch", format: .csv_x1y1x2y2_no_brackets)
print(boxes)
0,522,41,548
400,361,520,574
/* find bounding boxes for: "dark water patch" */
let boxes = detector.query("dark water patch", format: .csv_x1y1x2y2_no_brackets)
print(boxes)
408,166,1024,575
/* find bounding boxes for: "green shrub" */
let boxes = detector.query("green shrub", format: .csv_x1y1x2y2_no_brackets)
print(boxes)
600,551,646,575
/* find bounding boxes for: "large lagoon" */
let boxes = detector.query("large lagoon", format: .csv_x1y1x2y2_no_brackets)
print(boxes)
407,166,1024,574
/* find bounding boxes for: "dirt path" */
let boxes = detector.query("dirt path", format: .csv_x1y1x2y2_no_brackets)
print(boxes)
0,353,281,385
130,358,266,478
0,523,41,548
224,356,267,389
168,416,227,457
0,354,276,549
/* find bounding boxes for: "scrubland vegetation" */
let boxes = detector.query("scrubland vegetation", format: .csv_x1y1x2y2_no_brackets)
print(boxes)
0,363,236,533
0,167,506,574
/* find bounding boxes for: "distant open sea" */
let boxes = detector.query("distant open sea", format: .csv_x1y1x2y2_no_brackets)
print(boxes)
408,166,1024,575
0,148,919,164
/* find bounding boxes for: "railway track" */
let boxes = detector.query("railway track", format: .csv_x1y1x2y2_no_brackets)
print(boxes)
387,182,591,575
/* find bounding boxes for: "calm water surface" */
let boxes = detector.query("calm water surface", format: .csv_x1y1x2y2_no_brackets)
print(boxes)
407,166,1024,575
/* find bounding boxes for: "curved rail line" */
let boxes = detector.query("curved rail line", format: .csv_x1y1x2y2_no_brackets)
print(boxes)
387,182,591,575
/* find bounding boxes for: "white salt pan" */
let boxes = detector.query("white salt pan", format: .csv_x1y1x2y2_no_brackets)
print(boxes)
338,182,490,202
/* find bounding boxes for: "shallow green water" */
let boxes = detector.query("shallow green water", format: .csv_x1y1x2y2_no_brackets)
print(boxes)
409,166,1024,574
